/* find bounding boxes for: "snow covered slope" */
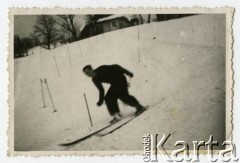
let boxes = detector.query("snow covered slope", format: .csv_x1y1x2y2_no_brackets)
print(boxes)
14,15,226,151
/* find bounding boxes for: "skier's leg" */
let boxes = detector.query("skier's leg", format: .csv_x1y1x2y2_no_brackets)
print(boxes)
105,86,120,116
118,87,144,115
119,88,142,107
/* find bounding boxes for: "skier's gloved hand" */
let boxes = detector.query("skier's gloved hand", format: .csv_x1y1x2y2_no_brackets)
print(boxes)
97,101,103,106
129,73,134,78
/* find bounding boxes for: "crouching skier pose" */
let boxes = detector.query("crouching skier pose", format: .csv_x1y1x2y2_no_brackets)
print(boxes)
83,64,144,123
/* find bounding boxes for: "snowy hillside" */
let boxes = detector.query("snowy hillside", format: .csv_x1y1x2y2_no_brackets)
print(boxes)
14,15,226,151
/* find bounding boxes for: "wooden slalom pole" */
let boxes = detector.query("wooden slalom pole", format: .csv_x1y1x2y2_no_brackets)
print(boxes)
40,78,46,108
66,45,72,66
137,27,141,63
53,55,60,77
83,93,93,127
44,78,57,113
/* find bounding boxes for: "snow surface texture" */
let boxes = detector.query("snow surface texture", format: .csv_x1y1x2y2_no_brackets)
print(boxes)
14,15,226,151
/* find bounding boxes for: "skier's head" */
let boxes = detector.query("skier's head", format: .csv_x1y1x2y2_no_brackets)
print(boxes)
83,65,96,77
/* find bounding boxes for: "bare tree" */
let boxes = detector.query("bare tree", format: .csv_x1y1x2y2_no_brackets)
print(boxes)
34,15,59,50
14,35,24,58
30,32,40,47
57,15,78,42
14,35,34,58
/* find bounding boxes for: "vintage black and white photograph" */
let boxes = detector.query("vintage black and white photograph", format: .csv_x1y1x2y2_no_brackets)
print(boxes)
9,8,233,155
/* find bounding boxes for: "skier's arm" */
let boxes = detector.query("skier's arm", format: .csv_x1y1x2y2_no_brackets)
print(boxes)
114,64,133,77
92,78,105,106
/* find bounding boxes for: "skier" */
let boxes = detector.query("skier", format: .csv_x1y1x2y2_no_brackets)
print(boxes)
83,64,144,123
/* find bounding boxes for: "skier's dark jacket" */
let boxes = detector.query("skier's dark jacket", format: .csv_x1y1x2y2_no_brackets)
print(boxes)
92,64,133,104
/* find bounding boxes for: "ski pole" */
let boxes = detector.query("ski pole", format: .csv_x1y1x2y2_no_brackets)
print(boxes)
53,55,60,77
40,78,46,108
66,45,72,66
44,78,57,113
83,93,93,127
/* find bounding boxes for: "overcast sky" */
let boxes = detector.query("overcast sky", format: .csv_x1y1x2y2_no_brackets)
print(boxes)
14,15,37,38
14,15,86,38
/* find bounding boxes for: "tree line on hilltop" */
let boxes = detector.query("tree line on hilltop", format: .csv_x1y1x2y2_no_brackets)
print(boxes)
14,14,195,59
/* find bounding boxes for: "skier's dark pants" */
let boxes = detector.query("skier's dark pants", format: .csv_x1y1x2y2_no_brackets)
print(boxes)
105,85,140,116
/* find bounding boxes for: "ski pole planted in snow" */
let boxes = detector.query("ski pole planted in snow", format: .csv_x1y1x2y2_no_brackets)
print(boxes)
40,78,46,108
66,45,72,66
53,55,60,77
44,78,57,113
83,93,93,127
